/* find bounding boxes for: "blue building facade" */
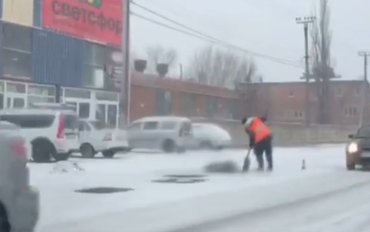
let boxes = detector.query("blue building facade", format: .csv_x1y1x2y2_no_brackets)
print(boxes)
0,0,122,90
0,0,124,126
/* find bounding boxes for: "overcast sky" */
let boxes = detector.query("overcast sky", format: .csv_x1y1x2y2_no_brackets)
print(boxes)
130,0,370,82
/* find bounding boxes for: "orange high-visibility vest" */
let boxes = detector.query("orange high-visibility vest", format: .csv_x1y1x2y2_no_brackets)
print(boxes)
249,117,272,144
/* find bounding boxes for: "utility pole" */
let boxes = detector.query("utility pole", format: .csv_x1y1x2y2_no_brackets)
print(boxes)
296,16,316,126
122,0,131,127
358,51,370,127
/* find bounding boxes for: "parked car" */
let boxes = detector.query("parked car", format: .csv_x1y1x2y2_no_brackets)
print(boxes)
127,116,192,153
0,132,39,232
190,123,232,150
78,120,130,158
0,108,80,162
346,125,370,170
0,121,32,160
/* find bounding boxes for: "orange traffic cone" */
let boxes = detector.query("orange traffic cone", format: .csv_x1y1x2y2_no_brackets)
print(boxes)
301,159,306,170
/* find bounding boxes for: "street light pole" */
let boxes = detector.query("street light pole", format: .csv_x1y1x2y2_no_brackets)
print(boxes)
358,51,370,127
296,16,316,126
122,0,131,127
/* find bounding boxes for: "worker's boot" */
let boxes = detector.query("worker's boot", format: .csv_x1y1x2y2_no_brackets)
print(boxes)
256,155,264,171
257,162,264,171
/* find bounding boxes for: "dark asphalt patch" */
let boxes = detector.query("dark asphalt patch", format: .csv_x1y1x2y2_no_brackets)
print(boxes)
75,187,134,194
165,174,207,179
152,174,208,184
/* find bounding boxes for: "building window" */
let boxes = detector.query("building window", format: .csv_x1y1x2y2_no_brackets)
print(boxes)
355,87,361,96
336,87,342,97
206,96,218,118
155,89,172,116
83,43,107,89
345,107,358,117
229,99,241,120
96,104,106,122
79,103,90,119
184,93,197,116
27,84,56,106
107,104,117,128
2,23,32,78
294,111,304,119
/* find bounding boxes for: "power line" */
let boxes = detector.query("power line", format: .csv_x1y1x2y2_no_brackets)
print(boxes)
131,12,219,45
131,11,302,68
131,0,303,68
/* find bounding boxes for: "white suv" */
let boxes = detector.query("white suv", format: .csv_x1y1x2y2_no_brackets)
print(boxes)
0,108,80,162
0,126,39,232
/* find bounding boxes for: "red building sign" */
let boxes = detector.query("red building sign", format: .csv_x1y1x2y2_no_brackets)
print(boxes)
43,0,124,47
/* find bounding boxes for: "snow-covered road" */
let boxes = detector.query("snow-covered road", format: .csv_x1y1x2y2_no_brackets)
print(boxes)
29,144,370,232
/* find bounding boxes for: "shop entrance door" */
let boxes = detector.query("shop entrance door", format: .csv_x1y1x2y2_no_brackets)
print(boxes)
6,93,26,108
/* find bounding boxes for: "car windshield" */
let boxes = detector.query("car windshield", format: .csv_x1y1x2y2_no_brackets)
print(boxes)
356,126,370,137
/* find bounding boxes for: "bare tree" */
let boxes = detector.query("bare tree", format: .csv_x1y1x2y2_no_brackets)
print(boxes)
188,45,258,89
146,45,178,75
311,0,336,124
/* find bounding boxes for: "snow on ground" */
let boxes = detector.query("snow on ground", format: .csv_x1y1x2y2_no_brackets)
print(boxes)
31,144,349,232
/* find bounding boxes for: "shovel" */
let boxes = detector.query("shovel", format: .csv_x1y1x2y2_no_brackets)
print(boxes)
242,148,252,172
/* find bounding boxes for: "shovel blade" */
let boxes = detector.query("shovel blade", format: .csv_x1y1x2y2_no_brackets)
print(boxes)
242,157,250,172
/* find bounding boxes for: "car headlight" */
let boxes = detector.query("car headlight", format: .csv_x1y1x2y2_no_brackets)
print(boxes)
347,142,359,153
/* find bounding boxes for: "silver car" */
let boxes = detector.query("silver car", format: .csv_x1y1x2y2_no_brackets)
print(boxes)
0,122,39,232
127,116,192,153
191,123,232,150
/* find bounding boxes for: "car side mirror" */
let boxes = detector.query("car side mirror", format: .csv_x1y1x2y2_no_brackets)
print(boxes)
348,134,354,139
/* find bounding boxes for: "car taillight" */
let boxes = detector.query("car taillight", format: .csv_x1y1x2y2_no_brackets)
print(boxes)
57,114,66,139
11,139,27,159
103,133,113,141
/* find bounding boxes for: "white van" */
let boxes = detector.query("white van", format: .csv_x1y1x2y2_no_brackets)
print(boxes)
127,116,192,153
0,108,79,162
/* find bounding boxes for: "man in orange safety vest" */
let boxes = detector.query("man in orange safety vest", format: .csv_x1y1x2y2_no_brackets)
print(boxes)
242,116,273,171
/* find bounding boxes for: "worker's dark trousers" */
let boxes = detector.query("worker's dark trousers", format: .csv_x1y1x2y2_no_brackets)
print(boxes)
254,136,273,170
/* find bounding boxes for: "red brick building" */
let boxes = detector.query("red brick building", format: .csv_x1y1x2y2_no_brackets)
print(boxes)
130,73,244,121
129,72,368,126
240,80,367,125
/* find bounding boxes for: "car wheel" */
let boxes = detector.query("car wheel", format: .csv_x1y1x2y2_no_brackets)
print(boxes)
162,140,176,153
0,204,10,232
347,163,355,170
32,139,54,163
80,143,95,158
177,146,186,154
54,153,70,161
216,146,224,150
102,150,115,158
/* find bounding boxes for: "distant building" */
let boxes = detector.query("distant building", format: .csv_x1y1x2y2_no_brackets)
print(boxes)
238,80,367,125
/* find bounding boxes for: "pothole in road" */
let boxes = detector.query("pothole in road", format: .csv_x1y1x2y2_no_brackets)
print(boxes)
75,187,134,194
152,174,208,184
164,174,207,178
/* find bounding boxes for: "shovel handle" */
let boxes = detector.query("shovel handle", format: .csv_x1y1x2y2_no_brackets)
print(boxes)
246,148,252,159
